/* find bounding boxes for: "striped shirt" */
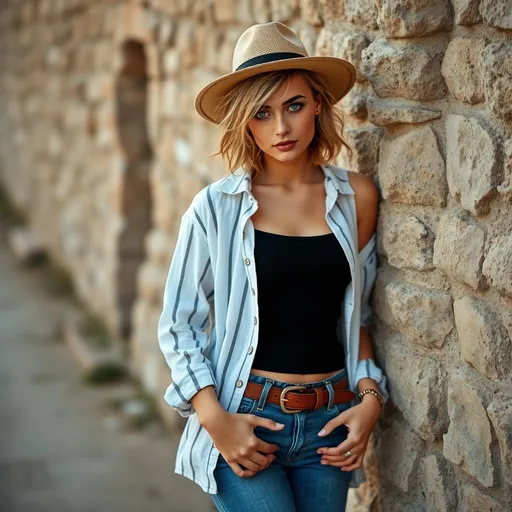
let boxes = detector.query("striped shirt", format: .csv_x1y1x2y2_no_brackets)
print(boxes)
157,163,389,494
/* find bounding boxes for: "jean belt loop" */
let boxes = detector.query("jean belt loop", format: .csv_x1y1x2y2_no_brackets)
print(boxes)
325,380,335,411
257,379,274,411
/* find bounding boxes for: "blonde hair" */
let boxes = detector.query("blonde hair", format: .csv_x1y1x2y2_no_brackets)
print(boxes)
212,69,352,177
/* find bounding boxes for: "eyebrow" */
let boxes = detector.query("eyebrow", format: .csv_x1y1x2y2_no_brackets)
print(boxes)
261,95,306,109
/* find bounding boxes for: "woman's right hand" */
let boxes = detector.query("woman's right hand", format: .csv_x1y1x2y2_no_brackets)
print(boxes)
204,410,284,478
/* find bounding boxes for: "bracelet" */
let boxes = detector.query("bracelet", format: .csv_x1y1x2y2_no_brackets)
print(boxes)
358,389,384,412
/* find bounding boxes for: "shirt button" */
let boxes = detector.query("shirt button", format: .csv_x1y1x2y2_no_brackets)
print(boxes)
251,287,255,295
247,346,254,354
244,258,250,265
236,380,243,388
243,231,246,239
254,316,257,325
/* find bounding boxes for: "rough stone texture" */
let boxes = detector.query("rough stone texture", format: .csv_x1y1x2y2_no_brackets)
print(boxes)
433,211,487,290
441,37,486,104
362,39,448,100
461,485,509,512
378,419,424,493
443,372,494,487
453,295,510,380
381,213,435,270
481,43,512,121
379,125,447,207
368,98,442,126
375,0,453,38
345,0,378,30
446,114,500,217
421,453,458,512
332,30,370,81
340,83,368,120
384,281,454,349
497,139,512,202
482,235,512,299
453,0,482,25
479,0,512,30
341,126,384,176
384,344,448,441
487,395,512,487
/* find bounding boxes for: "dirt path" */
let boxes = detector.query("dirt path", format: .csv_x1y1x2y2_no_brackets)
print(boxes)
0,237,214,512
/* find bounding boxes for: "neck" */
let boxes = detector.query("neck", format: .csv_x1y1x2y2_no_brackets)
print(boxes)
253,151,323,190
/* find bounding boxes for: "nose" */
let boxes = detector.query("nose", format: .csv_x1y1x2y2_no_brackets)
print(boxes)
275,113,290,138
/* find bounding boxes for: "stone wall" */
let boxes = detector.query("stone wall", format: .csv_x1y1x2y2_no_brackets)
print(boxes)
0,1,511,510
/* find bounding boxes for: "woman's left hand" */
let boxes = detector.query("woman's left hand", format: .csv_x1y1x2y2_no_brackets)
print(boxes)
316,397,381,471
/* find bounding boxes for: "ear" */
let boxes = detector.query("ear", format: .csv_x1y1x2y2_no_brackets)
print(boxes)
314,94,322,115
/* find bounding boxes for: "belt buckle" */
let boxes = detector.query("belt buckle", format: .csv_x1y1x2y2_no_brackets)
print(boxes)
279,385,307,414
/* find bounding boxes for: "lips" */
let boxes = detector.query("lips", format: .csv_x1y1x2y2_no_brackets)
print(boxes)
274,140,297,152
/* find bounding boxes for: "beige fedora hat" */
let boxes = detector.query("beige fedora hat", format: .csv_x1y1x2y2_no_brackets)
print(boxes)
194,21,357,124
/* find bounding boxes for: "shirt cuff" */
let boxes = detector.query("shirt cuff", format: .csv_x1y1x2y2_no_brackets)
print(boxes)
354,357,389,404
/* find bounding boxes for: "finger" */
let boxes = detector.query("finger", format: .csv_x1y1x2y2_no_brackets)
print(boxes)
341,455,364,472
318,432,361,456
317,410,349,437
250,415,285,431
254,438,280,454
228,461,257,478
238,457,264,472
317,441,357,457
321,453,358,467
248,450,272,467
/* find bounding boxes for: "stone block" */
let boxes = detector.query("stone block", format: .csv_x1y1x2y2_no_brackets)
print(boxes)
7,227,47,265
441,37,486,104
421,453,458,512
299,0,323,27
362,39,447,101
384,281,454,349
270,0,296,21
318,0,344,23
461,484,508,512
483,235,512,299
379,125,447,206
345,0,378,30
433,211,486,290
252,0,272,23
443,372,494,487
453,0,481,25
487,394,512,486
376,0,452,37
341,127,384,176
497,139,512,202
479,0,512,30
382,213,434,270
446,114,500,216
368,98,442,127
454,295,510,380
384,344,448,441
481,43,512,121
332,30,370,81
378,419,423,493
340,84,368,120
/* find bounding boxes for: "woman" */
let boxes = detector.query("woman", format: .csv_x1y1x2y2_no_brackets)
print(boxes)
157,21,389,511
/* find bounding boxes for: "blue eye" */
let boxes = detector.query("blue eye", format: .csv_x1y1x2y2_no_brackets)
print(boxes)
289,102,303,112
255,110,269,120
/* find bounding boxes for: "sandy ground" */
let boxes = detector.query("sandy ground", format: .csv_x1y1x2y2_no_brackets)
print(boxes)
0,236,215,512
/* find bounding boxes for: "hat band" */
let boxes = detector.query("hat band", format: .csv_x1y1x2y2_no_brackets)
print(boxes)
235,52,305,72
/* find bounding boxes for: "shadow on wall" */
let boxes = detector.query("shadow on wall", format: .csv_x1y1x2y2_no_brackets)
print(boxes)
114,39,153,339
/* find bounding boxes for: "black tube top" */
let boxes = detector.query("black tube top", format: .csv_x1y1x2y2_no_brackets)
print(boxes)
251,228,351,374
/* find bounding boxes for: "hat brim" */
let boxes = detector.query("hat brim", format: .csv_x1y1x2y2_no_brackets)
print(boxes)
194,56,357,124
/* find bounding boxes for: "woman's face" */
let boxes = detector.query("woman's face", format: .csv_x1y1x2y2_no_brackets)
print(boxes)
247,73,321,164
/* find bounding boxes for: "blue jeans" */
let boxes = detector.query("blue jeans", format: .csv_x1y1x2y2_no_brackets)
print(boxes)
210,368,354,512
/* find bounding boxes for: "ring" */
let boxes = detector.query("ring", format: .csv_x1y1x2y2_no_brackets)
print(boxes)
345,449,352,458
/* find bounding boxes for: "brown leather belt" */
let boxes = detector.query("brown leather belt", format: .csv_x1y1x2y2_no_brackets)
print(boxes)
243,375,356,414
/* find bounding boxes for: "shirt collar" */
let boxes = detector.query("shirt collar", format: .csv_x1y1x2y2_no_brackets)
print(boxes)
217,164,355,197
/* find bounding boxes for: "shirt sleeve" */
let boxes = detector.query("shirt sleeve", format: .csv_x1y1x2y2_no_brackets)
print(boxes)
358,231,377,328
355,231,389,404
157,213,216,418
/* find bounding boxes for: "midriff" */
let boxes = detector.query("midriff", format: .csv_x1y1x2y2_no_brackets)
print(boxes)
250,368,344,384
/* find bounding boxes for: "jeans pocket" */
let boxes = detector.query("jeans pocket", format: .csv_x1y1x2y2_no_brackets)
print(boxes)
237,396,257,414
